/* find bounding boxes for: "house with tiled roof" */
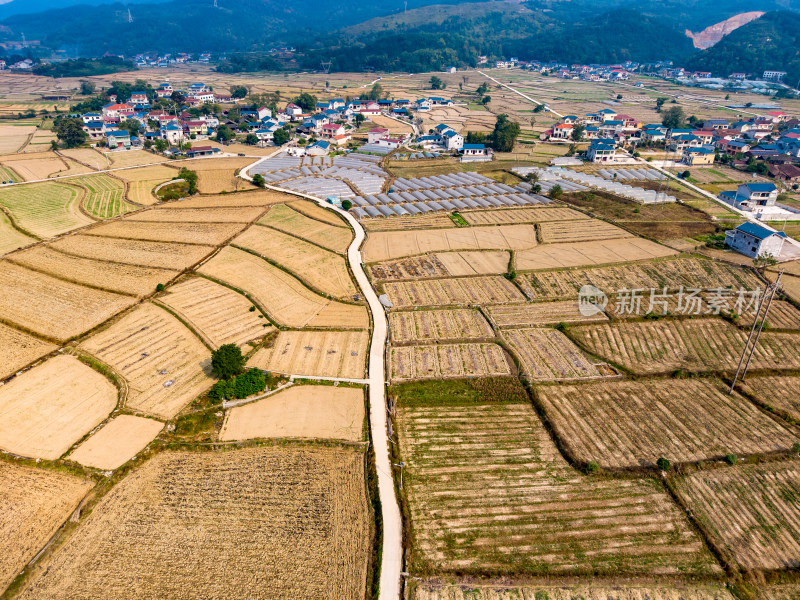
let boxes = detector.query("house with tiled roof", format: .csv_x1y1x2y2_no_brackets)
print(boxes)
725,222,788,258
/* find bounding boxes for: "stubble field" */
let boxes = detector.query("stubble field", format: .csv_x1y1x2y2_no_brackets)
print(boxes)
740,375,800,421
460,206,589,225
486,300,608,327
0,321,57,380
383,275,526,307
67,415,164,471
362,213,454,231
117,164,180,205
538,219,632,243
435,251,510,276
85,219,245,245
409,583,736,600
389,309,493,343
503,327,610,381
0,211,36,255
515,238,677,271
127,206,265,223
258,204,353,253
288,200,348,225
390,343,511,381
0,181,93,238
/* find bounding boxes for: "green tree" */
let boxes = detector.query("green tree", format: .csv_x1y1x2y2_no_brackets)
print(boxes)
273,128,290,145
79,80,95,95
656,457,671,471
341,199,353,210
481,95,491,105
661,106,685,129
549,184,564,199
153,138,169,152
293,92,317,112
55,118,88,148
655,97,668,111
354,113,366,128
245,133,259,145
215,124,234,143
231,85,248,99
429,76,445,90
367,83,384,101
211,344,245,379
571,124,585,142
119,118,141,138
489,114,521,152
178,167,198,194
252,173,266,188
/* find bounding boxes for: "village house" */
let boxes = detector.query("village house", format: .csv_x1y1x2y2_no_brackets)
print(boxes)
769,163,800,183
306,140,330,156
725,222,788,258
320,123,346,139
102,103,135,119
106,130,131,150
586,139,617,163
682,146,715,165
368,127,389,144
719,182,779,211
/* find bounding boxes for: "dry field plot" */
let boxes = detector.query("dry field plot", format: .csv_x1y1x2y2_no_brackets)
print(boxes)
249,330,369,379
68,415,163,471
81,303,213,419
396,401,720,576
537,379,799,469
737,299,800,330
51,234,214,270
0,181,94,238
410,583,735,600
0,153,72,180
259,204,352,253
287,200,348,226
461,206,589,225
516,238,677,271
363,224,537,263
220,385,364,442
362,213,454,231
105,149,167,168
171,189,288,208
759,584,800,600
522,257,762,300
0,355,116,460
538,219,632,243
17,446,369,600
159,277,270,348
129,206,264,223
195,169,249,194
740,376,800,422
0,210,35,255
60,148,109,171
234,225,358,298
370,254,450,280
390,343,510,381
117,164,179,205
0,321,57,381
436,251,510,276
8,245,178,297
384,276,526,308
85,219,244,245
200,247,367,329
571,319,800,374
673,460,800,572
487,300,609,327
0,462,92,594
0,124,36,154
503,327,609,381
366,113,414,133
73,174,136,218
0,261,135,341
390,309,493,343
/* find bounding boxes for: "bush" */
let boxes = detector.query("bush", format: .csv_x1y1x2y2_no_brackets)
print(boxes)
556,322,568,332
794,443,800,454
724,453,738,465
252,173,266,188
155,283,165,292
656,457,671,471
211,343,244,379
341,199,353,210
585,461,599,474
178,167,198,194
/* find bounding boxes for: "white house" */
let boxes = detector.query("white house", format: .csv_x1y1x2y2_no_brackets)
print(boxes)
725,222,788,259
257,106,272,120
442,128,464,150
368,127,389,144
284,103,303,119
719,183,779,212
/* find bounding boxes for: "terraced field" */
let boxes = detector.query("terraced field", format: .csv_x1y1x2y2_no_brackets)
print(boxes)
258,204,352,253
487,300,609,327
0,181,94,238
0,321,57,380
74,174,137,218
740,375,800,421
85,220,245,245
503,327,610,381
0,210,35,254
117,164,180,205
383,276,526,308
389,309,494,343
390,343,511,380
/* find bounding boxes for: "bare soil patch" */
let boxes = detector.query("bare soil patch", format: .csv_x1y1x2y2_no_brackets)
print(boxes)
67,415,163,470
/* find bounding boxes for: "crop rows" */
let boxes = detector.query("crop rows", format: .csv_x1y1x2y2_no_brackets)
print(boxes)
741,375,800,421
736,299,800,330
461,206,589,225
384,276,526,307
503,327,608,381
410,583,735,600
370,255,450,281
390,343,510,381
538,219,632,243
390,309,494,343
75,174,136,219
487,300,608,327
0,181,93,238
258,204,352,253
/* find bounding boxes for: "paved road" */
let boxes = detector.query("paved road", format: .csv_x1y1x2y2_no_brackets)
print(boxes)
478,69,564,118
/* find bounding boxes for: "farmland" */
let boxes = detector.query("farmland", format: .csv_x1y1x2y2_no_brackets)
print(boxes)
117,164,180,205
409,583,736,600
249,330,369,379
538,219,632,243
672,460,800,572
503,327,610,381
199,247,368,329
80,303,214,419
0,261,135,341
740,376,800,421
67,415,163,471
288,200,348,226
570,319,800,374
389,309,493,343
370,254,450,280
0,321,57,380
0,124,36,154
736,299,800,330
390,343,511,381
436,251,510,276
362,224,537,263
515,238,677,271
0,152,77,181
233,225,358,299
128,206,265,223
0,355,116,460
0,211,35,255
85,219,245,245
173,189,287,208
383,275,526,307
487,300,609,327
362,213,454,231
258,204,353,253
220,385,364,442
105,149,167,168
73,174,137,218
536,379,799,469
0,462,92,593
158,277,271,348
16,446,370,600
0,181,94,238
60,148,109,171
7,244,178,297
461,206,589,225
396,398,720,576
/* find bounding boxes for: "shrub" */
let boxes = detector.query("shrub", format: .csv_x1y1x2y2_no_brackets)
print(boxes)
155,283,165,292
341,199,353,210
585,461,599,474
793,443,800,454
177,167,198,194
724,453,738,465
211,343,244,379
252,173,266,188
656,457,671,471
556,322,568,332
249,306,256,312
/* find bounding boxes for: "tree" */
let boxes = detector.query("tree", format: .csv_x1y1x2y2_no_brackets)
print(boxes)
429,76,445,90
210,344,244,379
153,138,168,152
754,252,778,267
476,83,489,96
252,173,266,188
367,83,384,101
293,92,317,112
616,93,623,100
170,91,186,105
488,114,521,152
273,128,290,145
571,124,585,142
655,97,668,111
341,199,353,210
215,124,234,143
178,167,198,194
481,95,491,105
656,457,671,471
55,118,88,148
549,184,563,199
79,80,95,95
661,106,685,129
119,118,141,138
354,112,366,128
231,85,248,99
245,133,259,145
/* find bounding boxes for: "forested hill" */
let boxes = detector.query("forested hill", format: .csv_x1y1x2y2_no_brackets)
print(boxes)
686,11,800,84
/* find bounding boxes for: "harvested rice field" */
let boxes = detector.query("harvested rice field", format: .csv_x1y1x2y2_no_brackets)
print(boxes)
219,385,364,442
503,327,610,381
287,200,348,226
538,219,632,243
0,355,117,460
740,375,800,421
169,189,287,208
7,245,178,297
73,174,137,219
248,330,369,379
0,153,72,181
383,276,526,308
363,224,537,263
0,261,135,341
487,300,608,327
516,238,677,271
195,169,248,194
258,204,352,253
200,247,368,329
117,165,179,205
80,303,214,419
105,149,167,168
362,213,454,231
390,343,511,381
521,256,762,301
0,124,36,154
158,277,271,348
389,309,493,343
409,583,735,600
50,234,214,270
536,378,799,469
128,206,265,223
460,206,590,225
67,415,163,471
736,299,800,330
16,446,370,600
570,319,800,374
758,584,800,600
60,148,109,171
85,219,245,245
396,399,720,576
0,210,35,255
233,225,358,298
370,254,450,280
0,181,94,238
0,462,92,593
0,321,57,381
435,251,510,276
672,460,800,572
